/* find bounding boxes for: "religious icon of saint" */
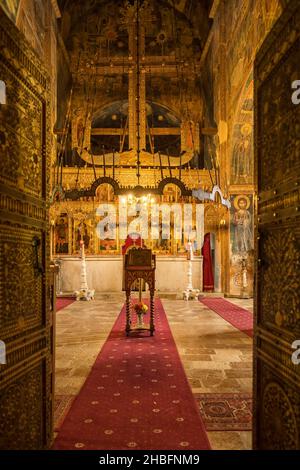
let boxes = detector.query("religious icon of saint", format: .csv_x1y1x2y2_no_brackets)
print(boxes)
76,222,90,251
232,123,252,183
233,195,253,254
56,217,68,253
83,227,90,249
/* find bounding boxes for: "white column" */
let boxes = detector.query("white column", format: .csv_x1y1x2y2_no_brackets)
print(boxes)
75,240,95,301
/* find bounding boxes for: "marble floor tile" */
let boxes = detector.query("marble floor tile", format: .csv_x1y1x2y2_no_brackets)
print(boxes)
207,431,252,451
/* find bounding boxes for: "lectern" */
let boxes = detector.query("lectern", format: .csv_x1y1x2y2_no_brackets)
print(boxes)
124,247,156,336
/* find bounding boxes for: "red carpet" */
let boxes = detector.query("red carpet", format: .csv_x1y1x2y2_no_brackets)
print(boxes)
53,299,211,450
56,297,75,312
199,297,253,337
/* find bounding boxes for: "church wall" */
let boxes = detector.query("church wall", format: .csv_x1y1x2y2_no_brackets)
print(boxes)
16,0,59,115
205,0,283,296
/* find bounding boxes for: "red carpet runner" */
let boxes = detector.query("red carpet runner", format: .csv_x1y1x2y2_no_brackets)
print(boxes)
199,297,253,337
56,297,75,312
53,299,211,450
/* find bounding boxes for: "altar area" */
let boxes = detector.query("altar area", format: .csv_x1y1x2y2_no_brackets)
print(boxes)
54,255,203,294
47,0,249,300
51,182,225,296
51,182,215,296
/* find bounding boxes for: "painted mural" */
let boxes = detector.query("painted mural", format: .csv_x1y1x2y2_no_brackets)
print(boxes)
226,0,282,112
231,76,254,184
212,0,282,186
229,194,254,297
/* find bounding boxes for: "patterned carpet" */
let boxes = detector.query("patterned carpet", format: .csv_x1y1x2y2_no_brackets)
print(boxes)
54,395,75,431
53,299,211,450
199,297,253,337
195,393,252,431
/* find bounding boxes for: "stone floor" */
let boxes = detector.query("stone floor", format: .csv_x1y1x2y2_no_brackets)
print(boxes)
163,299,253,450
55,294,124,396
224,297,253,313
55,293,253,450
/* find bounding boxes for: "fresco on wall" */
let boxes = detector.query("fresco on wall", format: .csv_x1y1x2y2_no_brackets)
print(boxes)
231,77,254,184
229,194,254,297
226,0,282,112
231,195,253,254
0,0,21,22
55,215,69,254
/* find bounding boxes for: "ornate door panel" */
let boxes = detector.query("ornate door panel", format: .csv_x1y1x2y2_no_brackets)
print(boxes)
0,10,52,449
254,2,300,450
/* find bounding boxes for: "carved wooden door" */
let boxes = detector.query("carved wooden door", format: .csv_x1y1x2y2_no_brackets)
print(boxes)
0,10,53,449
254,1,300,450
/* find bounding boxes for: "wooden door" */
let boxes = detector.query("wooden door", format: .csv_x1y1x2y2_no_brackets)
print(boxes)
254,1,300,449
0,10,52,449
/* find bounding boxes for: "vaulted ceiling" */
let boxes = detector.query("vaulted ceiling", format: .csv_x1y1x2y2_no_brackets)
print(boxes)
57,0,213,61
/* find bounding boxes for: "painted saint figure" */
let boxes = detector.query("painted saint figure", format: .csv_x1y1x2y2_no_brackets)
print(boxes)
76,222,90,252
233,195,253,253
55,217,68,254
232,123,252,184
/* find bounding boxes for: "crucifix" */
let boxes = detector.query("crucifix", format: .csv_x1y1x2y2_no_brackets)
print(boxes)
120,0,155,182
70,0,201,170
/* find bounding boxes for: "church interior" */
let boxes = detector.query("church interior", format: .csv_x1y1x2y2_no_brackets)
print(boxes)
0,0,299,452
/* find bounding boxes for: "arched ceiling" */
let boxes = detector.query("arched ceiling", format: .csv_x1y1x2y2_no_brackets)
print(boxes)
58,0,213,28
